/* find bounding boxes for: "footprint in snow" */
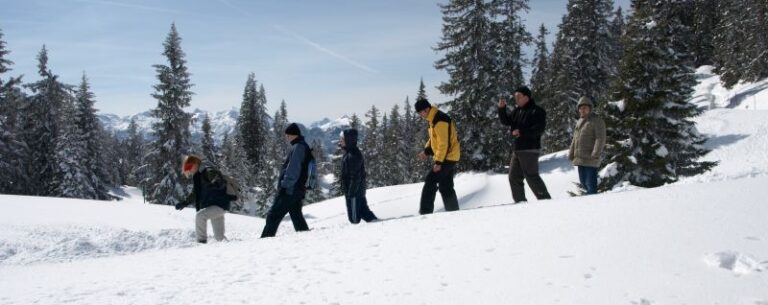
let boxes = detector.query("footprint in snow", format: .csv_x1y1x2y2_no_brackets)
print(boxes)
703,251,765,275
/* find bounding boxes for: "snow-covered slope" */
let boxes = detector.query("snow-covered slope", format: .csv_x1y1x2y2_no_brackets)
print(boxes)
1,176,767,304
2,75,768,305
691,66,768,110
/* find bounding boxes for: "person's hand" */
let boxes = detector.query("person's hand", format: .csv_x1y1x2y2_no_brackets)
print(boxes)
174,203,185,210
498,98,507,109
418,151,428,161
512,129,521,137
433,164,442,173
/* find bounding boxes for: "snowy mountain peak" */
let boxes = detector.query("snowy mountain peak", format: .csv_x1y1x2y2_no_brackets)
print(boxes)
317,115,352,132
98,110,351,154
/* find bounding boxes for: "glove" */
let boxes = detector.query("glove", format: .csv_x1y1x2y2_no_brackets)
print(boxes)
175,203,186,210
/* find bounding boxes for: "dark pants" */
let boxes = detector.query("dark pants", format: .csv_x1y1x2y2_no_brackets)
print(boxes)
260,190,309,238
420,162,460,214
509,151,552,203
345,194,378,224
577,166,598,195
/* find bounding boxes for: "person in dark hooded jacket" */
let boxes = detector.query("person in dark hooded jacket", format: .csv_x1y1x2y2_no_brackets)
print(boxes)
260,123,312,238
175,155,233,243
340,129,378,224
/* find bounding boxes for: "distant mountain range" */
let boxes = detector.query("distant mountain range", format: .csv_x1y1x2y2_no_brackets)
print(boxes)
98,109,353,156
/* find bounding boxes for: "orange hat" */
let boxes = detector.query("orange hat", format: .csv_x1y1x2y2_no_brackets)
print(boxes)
182,155,202,173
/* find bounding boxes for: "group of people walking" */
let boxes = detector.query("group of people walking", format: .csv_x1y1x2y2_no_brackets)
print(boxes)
175,86,607,243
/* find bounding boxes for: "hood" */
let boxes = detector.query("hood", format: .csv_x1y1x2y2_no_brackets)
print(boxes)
577,97,594,109
342,129,359,149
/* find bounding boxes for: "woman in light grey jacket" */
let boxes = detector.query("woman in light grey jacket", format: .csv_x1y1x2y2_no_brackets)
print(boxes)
568,97,606,195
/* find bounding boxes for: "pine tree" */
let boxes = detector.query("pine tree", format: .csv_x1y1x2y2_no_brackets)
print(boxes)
238,74,269,172
115,135,131,187
401,97,416,182
99,130,123,189
22,46,73,196
265,99,290,203
379,113,395,186
600,0,716,190
201,113,217,164
743,0,768,82
410,81,431,181
219,130,264,215
329,138,344,198
490,0,532,97
544,0,615,152
269,100,290,175
609,7,626,76
435,0,512,171
389,103,410,185
361,105,383,187
691,0,717,67
72,74,111,199
305,139,328,203
712,0,767,88
141,24,194,206
530,24,551,96
0,28,27,195
125,118,144,186
349,113,362,130
54,95,93,199
435,0,500,170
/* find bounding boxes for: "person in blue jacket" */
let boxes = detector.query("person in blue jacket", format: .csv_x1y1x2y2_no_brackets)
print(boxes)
260,123,312,238
339,129,378,224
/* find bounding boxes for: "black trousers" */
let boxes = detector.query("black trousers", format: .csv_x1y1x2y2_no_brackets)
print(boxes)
261,189,309,238
419,162,460,214
345,194,378,224
509,151,552,203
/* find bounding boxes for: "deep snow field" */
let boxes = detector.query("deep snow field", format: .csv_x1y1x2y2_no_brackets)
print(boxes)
1,68,767,305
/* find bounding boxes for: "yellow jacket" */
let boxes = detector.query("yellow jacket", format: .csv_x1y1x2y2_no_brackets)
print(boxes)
424,107,461,164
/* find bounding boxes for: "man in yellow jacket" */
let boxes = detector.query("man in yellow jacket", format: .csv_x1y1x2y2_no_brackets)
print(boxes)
415,98,461,214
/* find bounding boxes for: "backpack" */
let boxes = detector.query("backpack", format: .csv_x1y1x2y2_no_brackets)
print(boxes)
221,173,241,201
305,148,318,190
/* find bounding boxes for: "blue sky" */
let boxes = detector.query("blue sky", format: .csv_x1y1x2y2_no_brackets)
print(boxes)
0,0,629,123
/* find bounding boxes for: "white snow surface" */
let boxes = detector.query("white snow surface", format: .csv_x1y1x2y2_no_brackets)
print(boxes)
2,75,768,304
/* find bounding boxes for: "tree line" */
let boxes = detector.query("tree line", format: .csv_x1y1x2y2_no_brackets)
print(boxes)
0,24,438,216
433,0,766,189
1,0,766,208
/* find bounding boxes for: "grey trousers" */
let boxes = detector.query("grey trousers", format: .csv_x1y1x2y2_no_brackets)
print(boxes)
196,206,226,242
509,151,552,203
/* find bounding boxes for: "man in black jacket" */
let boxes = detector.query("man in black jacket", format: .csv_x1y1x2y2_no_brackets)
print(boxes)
340,129,378,224
261,123,312,238
498,86,552,203
176,155,233,243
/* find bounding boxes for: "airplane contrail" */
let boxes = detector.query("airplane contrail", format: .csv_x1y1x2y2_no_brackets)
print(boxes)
215,0,378,74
